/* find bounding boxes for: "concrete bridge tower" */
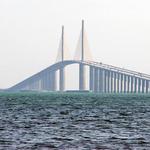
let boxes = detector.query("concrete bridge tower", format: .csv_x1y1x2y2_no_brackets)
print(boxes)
74,20,92,90
56,25,70,91
79,20,86,90
59,26,65,91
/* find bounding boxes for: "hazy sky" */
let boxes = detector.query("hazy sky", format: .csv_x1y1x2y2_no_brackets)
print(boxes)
0,0,150,89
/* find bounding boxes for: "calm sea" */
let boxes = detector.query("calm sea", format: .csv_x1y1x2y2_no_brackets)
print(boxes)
0,92,150,150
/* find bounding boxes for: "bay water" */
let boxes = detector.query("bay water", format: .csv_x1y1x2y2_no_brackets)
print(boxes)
0,92,150,149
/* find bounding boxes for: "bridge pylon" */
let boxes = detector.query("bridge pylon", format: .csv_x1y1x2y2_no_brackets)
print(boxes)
79,20,85,90
55,26,70,91
74,20,92,90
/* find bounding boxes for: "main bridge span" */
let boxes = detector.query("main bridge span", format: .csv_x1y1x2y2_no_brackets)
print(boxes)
9,21,150,93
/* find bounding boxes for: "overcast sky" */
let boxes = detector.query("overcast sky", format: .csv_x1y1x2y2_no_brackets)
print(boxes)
0,0,150,89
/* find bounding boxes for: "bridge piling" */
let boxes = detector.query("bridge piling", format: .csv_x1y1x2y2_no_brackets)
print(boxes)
127,75,130,93
94,67,99,92
114,72,117,93
134,77,137,93
131,76,134,93
59,67,65,91
79,64,86,90
110,71,113,93
124,75,127,93
104,70,107,93
138,78,141,93
120,74,123,93
142,79,145,93
89,66,94,91
107,71,110,93
98,68,102,93
146,80,149,93
117,73,120,93
51,71,57,91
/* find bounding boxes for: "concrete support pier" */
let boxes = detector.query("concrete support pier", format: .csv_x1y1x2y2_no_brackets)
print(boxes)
94,67,99,92
114,72,116,93
111,71,113,93
120,74,123,93
59,67,65,91
79,64,86,90
124,75,127,93
89,66,94,91
107,71,110,93
99,69,103,93
104,70,107,93
146,80,149,93
142,79,145,93
51,71,57,91
127,75,130,93
117,73,120,93
134,77,137,93
138,78,141,93
131,76,134,93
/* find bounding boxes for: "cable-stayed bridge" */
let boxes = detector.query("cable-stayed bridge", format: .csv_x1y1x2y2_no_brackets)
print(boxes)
9,21,150,93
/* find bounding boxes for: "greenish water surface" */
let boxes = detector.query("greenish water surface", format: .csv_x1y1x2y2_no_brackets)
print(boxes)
0,92,150,149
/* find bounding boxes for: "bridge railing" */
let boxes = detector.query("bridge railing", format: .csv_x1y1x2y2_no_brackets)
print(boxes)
85,60,150,80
